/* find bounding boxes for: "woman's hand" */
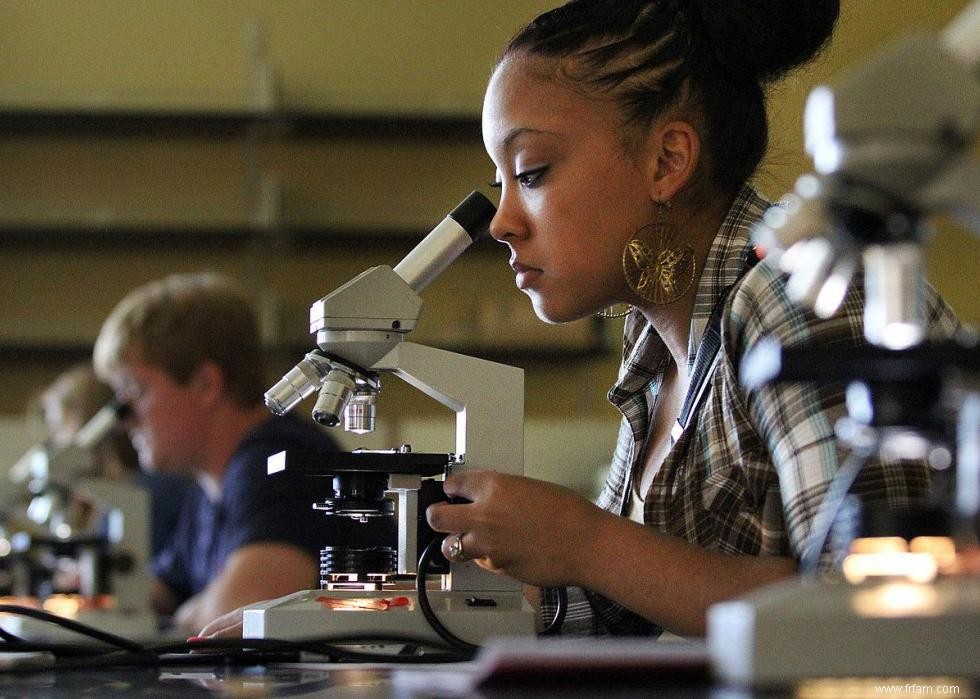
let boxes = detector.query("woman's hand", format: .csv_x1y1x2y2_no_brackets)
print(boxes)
425,470,607,587
195,606,245,639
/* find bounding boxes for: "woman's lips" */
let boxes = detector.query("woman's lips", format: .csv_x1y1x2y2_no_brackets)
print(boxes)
511,262,542,290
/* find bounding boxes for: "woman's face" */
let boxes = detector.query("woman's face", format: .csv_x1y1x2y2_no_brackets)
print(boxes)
482,55,657,323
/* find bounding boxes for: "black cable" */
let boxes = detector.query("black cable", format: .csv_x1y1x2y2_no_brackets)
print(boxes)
0,591,483,671
799,441,878,576
540,586,567,635
0,637,466,673
0,603,469,666
415,537,480,656
0,640,122,657
19,649,158,672
154,632,467,664
0,605,154,661
0,624,24,643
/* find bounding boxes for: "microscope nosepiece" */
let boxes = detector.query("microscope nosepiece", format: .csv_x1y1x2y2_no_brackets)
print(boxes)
265,373,312,416
264,352,332,416
312,369,357,427
344,391,377,434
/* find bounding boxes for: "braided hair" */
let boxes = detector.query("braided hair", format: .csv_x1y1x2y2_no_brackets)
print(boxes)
502,0,840,195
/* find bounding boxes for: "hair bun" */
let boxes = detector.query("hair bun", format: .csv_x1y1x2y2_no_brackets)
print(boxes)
692,0,840,82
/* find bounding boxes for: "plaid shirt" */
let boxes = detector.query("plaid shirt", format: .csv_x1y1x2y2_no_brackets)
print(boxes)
543,185,960,636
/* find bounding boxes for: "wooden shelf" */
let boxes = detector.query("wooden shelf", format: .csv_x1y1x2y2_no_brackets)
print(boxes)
0,108,481,141
0,105,609,384
0,333,610,366
0,223,439,247
0,106,493,239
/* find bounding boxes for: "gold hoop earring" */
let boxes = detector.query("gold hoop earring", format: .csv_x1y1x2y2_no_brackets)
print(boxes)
622,201,695,305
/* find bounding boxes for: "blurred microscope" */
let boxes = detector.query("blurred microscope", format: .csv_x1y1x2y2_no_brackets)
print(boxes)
242,192,536,646
0,399,156,639
708,1,980,685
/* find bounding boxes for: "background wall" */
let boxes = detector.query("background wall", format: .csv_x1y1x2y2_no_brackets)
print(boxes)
1,1,976,497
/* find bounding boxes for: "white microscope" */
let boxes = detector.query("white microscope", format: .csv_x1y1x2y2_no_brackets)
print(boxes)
708,1,980,685
1,400,156,640
242,191,537,647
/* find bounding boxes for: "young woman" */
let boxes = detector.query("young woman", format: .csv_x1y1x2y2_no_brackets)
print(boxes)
199,0,958,641
424,0,958,637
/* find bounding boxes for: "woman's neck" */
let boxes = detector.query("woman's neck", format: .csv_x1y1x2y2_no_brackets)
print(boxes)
635,194,728,369
638,291,697,371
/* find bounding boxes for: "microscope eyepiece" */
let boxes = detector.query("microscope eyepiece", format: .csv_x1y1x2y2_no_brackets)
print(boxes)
73,398,133,449
448,190,496,243
393,190,497,293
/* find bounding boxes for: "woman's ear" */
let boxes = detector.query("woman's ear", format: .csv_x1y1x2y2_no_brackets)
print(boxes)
646,120,701,202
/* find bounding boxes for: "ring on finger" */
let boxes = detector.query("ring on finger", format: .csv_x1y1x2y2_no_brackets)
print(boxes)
446,532,465,562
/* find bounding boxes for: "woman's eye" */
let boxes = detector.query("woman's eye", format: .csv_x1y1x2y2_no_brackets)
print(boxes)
516,167,547,188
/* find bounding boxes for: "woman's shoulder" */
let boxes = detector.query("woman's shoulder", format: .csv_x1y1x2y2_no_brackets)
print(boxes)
723,260,862,360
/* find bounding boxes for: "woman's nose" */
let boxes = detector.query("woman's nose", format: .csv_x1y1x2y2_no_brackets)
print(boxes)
488,188,526,243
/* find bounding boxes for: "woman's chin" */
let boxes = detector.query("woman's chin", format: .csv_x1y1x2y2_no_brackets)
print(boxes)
530,297,591,325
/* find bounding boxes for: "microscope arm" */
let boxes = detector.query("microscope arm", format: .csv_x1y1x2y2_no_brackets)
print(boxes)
370,340,524,593
74,478,152,611
371,342,524,476
917,155,980,238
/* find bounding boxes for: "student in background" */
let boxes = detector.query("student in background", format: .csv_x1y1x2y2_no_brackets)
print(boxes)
93,272,380,633
33,362,192,557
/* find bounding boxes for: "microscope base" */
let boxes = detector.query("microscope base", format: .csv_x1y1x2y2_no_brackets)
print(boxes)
707,577,980,686
242,588,536,647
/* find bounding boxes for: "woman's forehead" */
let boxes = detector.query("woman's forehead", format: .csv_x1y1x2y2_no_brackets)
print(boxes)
483,56,615,148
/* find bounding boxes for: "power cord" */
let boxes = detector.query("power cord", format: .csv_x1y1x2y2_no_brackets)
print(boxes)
0,604,155,662
415,537,569,650
799,440,879,576
160,632,466,665
415,537,480,655
0,605,471,672
540,586,567,635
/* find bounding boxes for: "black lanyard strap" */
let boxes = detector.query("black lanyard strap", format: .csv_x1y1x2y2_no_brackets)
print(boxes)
671,246,759,444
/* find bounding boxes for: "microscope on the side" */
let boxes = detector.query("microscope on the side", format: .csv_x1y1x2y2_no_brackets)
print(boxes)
708,1,980,685
1,400,156,639
242,192,536,645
